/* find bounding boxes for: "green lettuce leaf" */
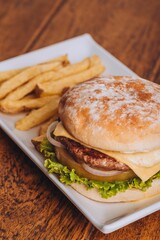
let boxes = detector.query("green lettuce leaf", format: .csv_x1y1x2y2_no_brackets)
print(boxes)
41,139,160,199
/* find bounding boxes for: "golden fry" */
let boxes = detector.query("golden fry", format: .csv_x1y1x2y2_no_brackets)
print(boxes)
0,55,68,83
0,68,25,83
15,97,60,130
5,71,57,101
0,96,59,113
0,55,105,133
37,64,105,96
5,56,98,101
0,57,68,100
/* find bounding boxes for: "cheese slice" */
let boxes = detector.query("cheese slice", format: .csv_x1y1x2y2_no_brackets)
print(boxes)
54,122,160,182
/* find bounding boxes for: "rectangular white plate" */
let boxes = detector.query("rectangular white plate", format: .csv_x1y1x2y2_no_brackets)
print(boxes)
0,34,159,234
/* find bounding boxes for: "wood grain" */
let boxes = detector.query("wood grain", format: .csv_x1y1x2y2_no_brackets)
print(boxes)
31,0,160,83
0,0,160,239
0,0,63,61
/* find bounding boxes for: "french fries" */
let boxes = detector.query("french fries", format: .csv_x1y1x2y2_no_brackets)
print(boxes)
0,96,59,113
4,71,58,101
15,97,60,130
37,63,105,96
5,56,96,101
0,56,69,99
0,55,68,83
0,54,105,131
0,68,25,83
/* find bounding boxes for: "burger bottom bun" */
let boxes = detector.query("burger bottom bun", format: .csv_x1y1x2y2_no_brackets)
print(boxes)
71,180,160,202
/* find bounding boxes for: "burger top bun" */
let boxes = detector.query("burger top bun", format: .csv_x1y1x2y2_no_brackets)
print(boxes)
59,76,160,153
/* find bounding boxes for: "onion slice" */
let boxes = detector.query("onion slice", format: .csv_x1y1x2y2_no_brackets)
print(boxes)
47,121,65,148
82,163,123,176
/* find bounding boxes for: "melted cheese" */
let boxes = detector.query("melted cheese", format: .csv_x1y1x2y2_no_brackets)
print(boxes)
54,122,160,181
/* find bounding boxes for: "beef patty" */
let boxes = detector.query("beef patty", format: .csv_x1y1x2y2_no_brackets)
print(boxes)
57,136,130,171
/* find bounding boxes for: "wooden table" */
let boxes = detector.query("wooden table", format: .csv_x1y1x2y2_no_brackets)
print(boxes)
0,1,159,239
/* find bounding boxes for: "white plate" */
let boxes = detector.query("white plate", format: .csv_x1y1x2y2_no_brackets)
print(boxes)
0,34,159,234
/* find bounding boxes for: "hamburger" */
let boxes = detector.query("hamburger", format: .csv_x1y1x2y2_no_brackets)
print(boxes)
40,76,160,202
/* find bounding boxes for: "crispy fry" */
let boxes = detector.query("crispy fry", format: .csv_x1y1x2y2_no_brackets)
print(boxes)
0,96,59,113
0,54,105,132
0,55,68,83
39,115,58,135
38,55,100,84
15,97,60,130
0,68,25,83
37,64,105,96
5,71,58,101
5,56,98,101
0,58,68,100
